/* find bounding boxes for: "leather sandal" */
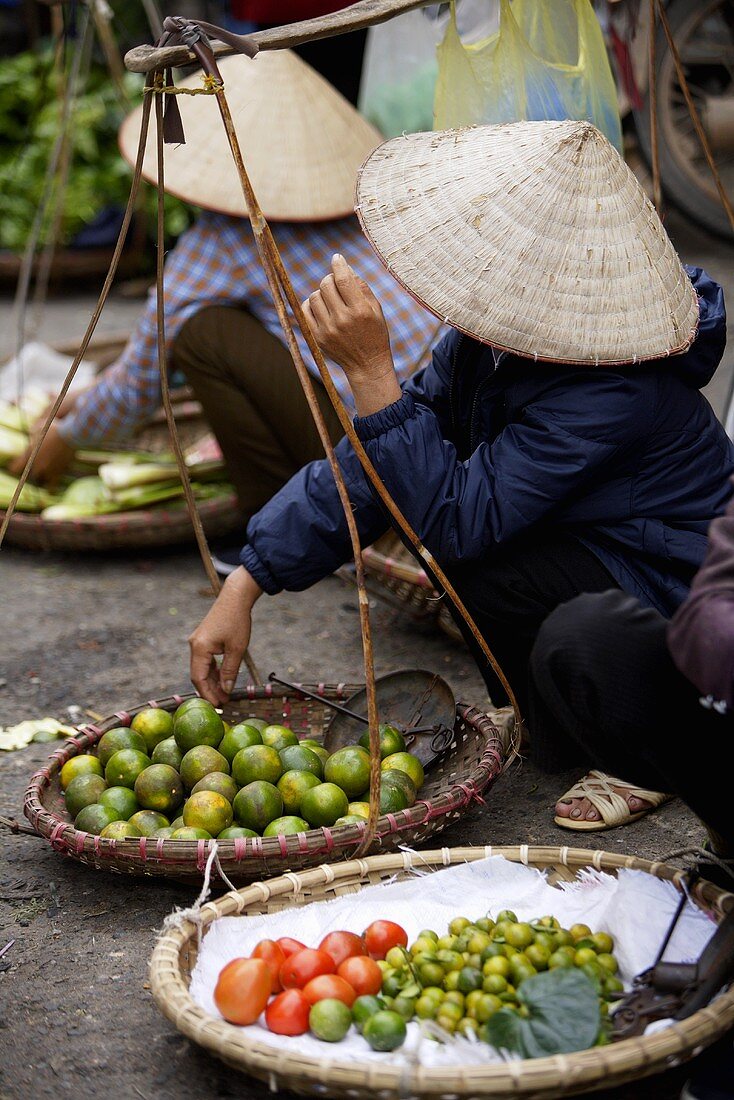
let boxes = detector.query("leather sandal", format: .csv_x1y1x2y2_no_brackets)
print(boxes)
554,769,672,831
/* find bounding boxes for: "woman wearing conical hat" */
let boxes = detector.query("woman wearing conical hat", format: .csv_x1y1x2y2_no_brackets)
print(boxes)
189,120,734,831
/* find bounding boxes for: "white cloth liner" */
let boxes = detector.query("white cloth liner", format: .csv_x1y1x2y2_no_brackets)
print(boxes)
0,341,96,402
188,855,715,1069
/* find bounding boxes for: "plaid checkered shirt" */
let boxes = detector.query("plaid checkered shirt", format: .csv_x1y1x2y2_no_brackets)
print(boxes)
60,212,443,446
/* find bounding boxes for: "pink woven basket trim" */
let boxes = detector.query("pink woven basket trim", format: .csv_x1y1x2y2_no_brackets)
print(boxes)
93,835,102,857
386,813,398,831
296,832,310,853
277,835,288,857
81,723,102,736
146,699,159,708
156,838,167,857
50,822,68,850
32,767,52,785
114,711,131,725
234,838,247,861
139,838,148,861
322,827,334,852
196,840,207,870
75,830,87,853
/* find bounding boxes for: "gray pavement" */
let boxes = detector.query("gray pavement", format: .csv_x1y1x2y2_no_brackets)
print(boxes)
1,205,733,1099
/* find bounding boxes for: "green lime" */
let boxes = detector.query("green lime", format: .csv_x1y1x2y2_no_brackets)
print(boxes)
219,723,262,763
180,745,230,789
130,708,174,752
99,785,138,820
352,995,385,1032
300,783,348,827
96,728,147,769
233,781,283,832
75,803,123,834
60,755,104,790
378,783,409,814
100,820,144,839
129,810,170,836
192,771,238,804
151,737,183,769
170,826,212,840
182,791,233,837
261,724,299,752
278,744,324,778
358,724,406,760
231,744,283,786
104,749,151,789
277,769,322,815
134,764,184,815
380,768,417,806
218,825,258,839
324,745,371,800
263,815,311,836
381,752,424,790
309,999,352,1042
64,774,107,819
362,1009,407,1051
173,700,224,752
347,801,370,819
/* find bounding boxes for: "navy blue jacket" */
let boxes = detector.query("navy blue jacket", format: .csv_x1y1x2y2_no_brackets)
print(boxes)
241,266,734,617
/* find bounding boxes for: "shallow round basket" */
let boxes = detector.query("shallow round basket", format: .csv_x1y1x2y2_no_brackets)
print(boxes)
23,685,506,883
149,845,734,1099
362,533,463,643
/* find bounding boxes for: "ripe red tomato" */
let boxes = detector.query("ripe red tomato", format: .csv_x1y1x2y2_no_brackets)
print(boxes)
214,957,271,1025
280,947,336,989
251,939,286,993
363,920,408,960
319,930,365,968
265,988,311,1035
302,973,357,1007
337,955,383,997
277,937,306,959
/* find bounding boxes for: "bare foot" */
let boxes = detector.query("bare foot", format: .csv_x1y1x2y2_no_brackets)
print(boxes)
555,785,653,823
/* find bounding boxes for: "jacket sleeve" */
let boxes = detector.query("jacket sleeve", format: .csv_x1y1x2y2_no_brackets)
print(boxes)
667,485,734,709
674,266,727,384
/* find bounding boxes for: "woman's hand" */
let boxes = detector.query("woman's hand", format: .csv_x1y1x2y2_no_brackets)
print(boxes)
302,254,402,417
9,422,75,488
188,566,263,705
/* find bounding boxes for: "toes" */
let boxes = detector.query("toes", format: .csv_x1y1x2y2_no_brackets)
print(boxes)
555,799,572,818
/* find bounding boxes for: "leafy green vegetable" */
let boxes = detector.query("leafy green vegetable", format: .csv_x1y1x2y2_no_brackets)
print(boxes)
483,968,601,1058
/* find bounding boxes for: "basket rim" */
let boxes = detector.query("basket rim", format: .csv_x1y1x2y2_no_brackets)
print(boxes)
148,844,734,1098
24,685,507,870
1,490,238,533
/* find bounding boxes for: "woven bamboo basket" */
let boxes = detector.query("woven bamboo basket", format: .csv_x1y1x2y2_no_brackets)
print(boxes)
23,685,506,883
362,533,463,643
1,335,241,550
149,845,734,1099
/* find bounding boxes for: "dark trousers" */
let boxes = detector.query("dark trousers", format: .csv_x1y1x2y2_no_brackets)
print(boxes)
530,589,734,848
445,537,619,761
173,305,343,521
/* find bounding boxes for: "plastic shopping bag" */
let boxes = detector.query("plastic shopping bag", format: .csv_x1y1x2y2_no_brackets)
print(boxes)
434,0,622,151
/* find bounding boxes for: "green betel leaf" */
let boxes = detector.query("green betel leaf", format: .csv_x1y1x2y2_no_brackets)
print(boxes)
484,968,601,1059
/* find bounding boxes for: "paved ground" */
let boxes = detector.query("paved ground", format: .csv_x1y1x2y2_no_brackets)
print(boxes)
1,204,733,1099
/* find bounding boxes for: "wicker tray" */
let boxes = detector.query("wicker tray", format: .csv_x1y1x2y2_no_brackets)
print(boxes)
362,533,463,643
23,685,506,882
149,845,734,1099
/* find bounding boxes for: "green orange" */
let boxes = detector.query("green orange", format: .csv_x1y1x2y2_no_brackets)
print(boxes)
240,717,268,732
191,771,238,804
378,784,409,814
153,827,176,839
261,724,299,752
324,746,371,800
151,736,183,769
279,744,323,779
277,769,321,815
231,744,283,787
96,727,147,768
180,745,230,789
300,783,348,828
335,815,366,827
104,749,151,789
75,803,123,834
381,752,424,790
130,708,174,752
182,791,233,837
129,810,170,836
218,825,258,840
263,815,310,837
233,781,283,833
219,722,262,763
60,754,104,790
359,724,406,760
301,740,330,768
100,820,144,840
380,768,417,806
347,801,370,820
170,826,212,840
99,785,138,820
173,699,224,752
134,764,184,814
64,774,107,819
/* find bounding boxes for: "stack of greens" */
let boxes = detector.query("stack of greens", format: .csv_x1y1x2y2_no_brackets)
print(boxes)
0,390,234,520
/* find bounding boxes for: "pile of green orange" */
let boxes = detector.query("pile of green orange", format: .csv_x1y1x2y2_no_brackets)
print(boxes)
60,699,426,841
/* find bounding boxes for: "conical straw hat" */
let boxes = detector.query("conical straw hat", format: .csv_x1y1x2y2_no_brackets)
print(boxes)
119,51,382,221
356,121,699,364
